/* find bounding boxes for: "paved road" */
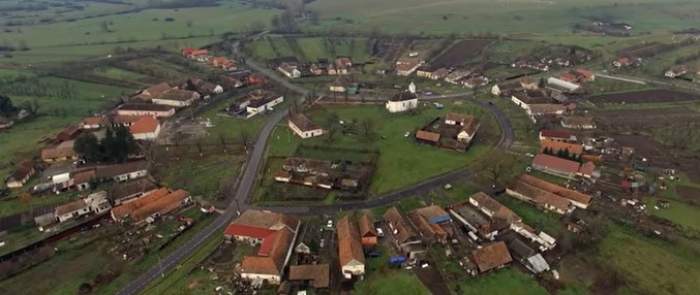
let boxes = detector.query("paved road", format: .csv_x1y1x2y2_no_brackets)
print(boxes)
117,38,513,294
117,40,304,295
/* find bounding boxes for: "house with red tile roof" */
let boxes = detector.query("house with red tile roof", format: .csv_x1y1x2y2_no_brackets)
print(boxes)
110,188,191,224
540,139,584,158
538,129,577,143
288,113,324,139
129,116,160,140
532,154,597,180
358,213,378,248
471,241,512,273
224,209,300,285
337,216,365,279
515,174,591,209
506,175,575,215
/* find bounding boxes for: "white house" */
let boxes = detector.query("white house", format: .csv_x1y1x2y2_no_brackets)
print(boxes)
55,199,91,223
246,95,284,118
151,89,200,107
277,63,301,79
547,77,581,92
386,83,418,113
337,216,365,279
84,191,112,214
117,103,176,118
288,113,324,139
128,116,161,140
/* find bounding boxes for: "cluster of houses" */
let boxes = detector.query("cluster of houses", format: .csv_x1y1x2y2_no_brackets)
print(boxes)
32,169,191,231
393,49,489,88
491,71,596,124
665,64,700,81
273,56,354,79
225,190,560,294
415,112,480,152
506,174,592,215
612,56,643,68
416,65,490,88
273,157,366,192
531,129,599,180
181,47,237,71
226,89,284,119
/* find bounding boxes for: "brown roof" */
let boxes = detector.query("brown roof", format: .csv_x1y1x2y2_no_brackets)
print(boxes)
111,188,189,222
540,139,584,156
71,169,96,185
156,89,197,102
469,192,520,224
288,264,330,289
562,116,595,127
416,130,440,143
240,228,293,275
41,140,76,161
532,153,581,174
471,241,512,272
337,216,365,267
81,116,107,126
108,178,158,202
55,199,88,216
144,82,172,97
517,174,591,206
446,112,470,124
383,207,418,244
358,213,377,238
528,104,567,115
118,103,174,112
129,116,159,134
510,178,572,213
232,209,299,232
289,113,322,132
539,129,574,140
407,211,447,242
9,160,35,181
95,161,148,179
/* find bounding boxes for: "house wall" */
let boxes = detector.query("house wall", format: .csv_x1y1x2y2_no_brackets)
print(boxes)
247,96,284,117
385,99,418,113
241,273,281,285
57,207,91,223
342,261,365,279
133,125,161,141
117,109,175,118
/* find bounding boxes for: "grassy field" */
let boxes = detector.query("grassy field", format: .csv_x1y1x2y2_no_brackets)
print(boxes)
264,100,498,196
597,226,700,295
246,35,372,62
456,268,549,295
1,1,277,63
354,270,430,295
306,0,700,35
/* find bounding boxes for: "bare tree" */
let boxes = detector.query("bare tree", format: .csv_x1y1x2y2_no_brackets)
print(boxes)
474,149,520,187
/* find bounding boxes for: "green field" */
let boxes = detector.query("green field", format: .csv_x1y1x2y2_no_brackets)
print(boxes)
246,35,372,62
306,0,699,35
598,227,700,295
354,270,430,295
264,101,499,196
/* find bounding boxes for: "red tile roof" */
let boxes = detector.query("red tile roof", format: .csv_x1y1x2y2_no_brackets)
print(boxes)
532,154,580,174
337,216,365,267
129,116,159,134
540,139,584,156
224,224,276,240
471,241,512,272
539,129,574,140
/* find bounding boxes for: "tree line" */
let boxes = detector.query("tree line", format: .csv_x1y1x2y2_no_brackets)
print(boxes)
74,126,138,163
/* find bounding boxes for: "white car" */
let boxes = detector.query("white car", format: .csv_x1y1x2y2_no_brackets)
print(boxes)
326,220,334,229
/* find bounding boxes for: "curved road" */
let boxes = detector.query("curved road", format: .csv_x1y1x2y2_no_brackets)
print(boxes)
117,41,514,295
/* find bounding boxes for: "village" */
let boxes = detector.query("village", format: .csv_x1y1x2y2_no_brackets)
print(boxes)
1,20,700,295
